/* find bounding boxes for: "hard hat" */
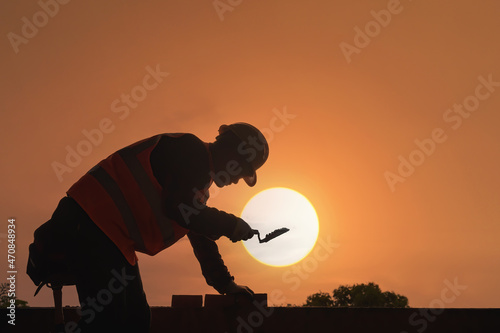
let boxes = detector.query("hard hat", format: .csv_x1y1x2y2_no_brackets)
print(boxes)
218,122,269,187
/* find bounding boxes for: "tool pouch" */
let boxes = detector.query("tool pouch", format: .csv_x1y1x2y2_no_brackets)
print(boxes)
26,219,77,296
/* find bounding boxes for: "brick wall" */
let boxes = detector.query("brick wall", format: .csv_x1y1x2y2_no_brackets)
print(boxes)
1,295,498,332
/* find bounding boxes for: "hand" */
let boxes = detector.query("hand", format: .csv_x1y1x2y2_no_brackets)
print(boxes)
230,218,254,242
221,280,255,299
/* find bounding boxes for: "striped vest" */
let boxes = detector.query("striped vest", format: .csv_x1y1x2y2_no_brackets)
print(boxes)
67,134,211,265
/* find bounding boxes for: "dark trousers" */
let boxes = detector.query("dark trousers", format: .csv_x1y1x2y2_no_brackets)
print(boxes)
50,196,151,332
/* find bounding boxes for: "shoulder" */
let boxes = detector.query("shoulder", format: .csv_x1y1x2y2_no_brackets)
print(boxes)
156,133,206,152
151,133,210,171
151,133,211,189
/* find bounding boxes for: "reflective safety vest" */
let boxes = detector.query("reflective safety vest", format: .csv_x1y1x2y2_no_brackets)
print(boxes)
67,134,212,265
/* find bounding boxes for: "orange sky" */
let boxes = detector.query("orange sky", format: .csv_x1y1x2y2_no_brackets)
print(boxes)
1,1,499,308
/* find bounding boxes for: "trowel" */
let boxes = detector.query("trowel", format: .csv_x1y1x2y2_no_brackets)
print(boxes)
251,228,290,243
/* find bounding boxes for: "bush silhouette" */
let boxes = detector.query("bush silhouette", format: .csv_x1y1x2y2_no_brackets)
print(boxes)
305,282,409,308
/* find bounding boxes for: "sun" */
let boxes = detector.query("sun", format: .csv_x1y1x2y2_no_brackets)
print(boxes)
241,187,319,267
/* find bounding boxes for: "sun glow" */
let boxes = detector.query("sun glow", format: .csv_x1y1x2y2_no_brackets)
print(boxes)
242,187,319,267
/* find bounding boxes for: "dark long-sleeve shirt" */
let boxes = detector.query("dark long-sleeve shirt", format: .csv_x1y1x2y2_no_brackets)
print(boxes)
150,133,238,292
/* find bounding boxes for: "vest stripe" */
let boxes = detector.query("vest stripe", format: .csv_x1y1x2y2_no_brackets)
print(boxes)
88,165,147,252
117,138,175,247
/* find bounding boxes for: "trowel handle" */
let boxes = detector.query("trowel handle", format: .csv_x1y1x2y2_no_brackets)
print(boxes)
251,229,262,242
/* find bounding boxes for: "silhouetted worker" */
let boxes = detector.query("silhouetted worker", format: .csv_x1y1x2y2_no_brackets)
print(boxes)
42,123,269,332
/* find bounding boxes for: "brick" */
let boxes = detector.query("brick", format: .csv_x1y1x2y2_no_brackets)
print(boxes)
171,295,203,308
204,293,267,308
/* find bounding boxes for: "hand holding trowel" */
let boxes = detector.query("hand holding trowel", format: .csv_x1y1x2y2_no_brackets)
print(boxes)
231,219,289,243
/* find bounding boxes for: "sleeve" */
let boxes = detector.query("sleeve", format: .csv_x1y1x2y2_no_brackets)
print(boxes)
151,133,240,240
176,205,241,240
187,231,233,293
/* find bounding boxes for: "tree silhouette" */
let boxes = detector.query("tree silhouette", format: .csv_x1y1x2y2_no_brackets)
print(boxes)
304,282,409,308
304,291,334,307
0,283,29,308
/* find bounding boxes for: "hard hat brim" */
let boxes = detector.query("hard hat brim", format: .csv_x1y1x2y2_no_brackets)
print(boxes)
243,172,257,187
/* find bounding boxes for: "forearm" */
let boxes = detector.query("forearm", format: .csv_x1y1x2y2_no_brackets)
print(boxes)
187,231,233,293
190,206,240,239
166,200,238,240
